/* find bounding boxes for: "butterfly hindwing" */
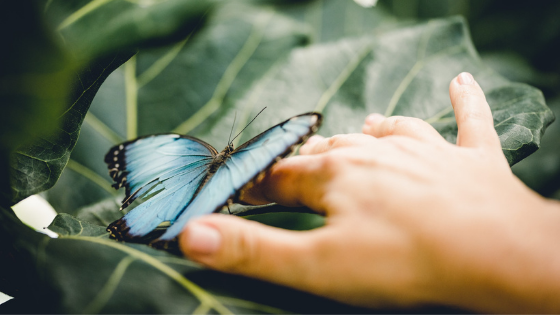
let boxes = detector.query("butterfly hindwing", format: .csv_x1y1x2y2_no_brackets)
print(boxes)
157,112,322,241
105,134,216,241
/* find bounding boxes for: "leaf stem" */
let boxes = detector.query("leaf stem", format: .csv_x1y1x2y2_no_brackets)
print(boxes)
313,43,372,113
224,204,318,217
66,159,117,195
63,236,233,315
385,45,464,117
125,56,138,139
57,0,113,31
83,256,136,313
137,34,192,89
424,106,454,124
84,112,125,144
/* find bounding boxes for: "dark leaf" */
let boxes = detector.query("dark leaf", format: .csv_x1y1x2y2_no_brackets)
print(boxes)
43,0,214,62
48,213,109,237
272,0,397,43
512,98,560,197
8,51,134,205
199,17,552,166
9,0,214,205
0,1,71,205
1,209,370,313
74,196,127,226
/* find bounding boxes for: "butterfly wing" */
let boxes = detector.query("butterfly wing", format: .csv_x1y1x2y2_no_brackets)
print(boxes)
105,134,216,241
157,112,322,241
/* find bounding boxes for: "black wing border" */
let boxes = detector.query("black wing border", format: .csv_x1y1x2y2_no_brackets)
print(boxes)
104,133,218,198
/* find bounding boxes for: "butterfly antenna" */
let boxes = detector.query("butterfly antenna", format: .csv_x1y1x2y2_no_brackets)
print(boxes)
230,107,267,144
228,112,237,146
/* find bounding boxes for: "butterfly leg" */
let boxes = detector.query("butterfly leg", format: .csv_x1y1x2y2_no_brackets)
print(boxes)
226,199,233,214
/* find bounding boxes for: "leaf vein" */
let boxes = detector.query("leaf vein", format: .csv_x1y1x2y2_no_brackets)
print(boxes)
172,11,273,135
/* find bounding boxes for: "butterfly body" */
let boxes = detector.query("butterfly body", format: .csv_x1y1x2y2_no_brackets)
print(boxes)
105,112,322,245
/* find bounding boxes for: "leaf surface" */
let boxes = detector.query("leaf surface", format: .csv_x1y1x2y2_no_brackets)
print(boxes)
8,0,213,204
1,209,369,313
0,1,70,205
8,52,133,204
44,0,213,62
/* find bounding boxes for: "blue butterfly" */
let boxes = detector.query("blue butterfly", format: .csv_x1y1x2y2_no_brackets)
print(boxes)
105,112,322,246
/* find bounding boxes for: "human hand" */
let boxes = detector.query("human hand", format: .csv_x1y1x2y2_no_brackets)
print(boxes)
179,73,560,312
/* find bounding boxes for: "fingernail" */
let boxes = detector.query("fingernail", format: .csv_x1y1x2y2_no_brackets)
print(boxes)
185,223,221,255
457,72,474,85
365,113,385,125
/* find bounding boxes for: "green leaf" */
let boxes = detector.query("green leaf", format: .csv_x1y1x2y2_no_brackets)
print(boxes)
512,98,560,197
46,2,310,213
73,196,128,226
1,209,368,313
196,16,552,166
0,1,71,205
44,0,214,62
8,0,215,205
272,0,397,43
49,213,110,237
8,51,134,205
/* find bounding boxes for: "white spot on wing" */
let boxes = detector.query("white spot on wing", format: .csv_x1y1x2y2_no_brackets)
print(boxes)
309,115,318,125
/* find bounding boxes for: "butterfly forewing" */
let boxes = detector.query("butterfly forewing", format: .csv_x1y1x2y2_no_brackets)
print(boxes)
157,113,322,241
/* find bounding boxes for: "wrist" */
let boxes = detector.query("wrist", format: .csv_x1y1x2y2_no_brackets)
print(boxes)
431,192,560,312
412,180,560,313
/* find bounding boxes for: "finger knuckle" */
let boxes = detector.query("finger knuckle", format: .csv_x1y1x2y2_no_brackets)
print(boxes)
383,116,420,134
327,134,348,147
319,153,340,172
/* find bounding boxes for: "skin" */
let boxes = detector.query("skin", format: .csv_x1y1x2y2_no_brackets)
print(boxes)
178,73,560,313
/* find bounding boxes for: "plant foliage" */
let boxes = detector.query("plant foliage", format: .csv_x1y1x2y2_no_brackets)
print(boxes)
0,0,555,313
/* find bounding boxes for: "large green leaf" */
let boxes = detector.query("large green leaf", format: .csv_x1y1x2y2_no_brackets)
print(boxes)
7,0,214,205
272,0,397,43
0,1,70,205
195,16,552,165
8,51,134,205
43,0,214,62
479,51,560,198
0,209,370,313
46,2,310,213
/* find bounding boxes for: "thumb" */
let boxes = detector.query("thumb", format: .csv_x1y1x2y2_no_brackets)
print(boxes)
179,214,317,285
449,72,501,151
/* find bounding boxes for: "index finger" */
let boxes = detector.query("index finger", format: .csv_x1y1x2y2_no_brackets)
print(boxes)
238,155,330,213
